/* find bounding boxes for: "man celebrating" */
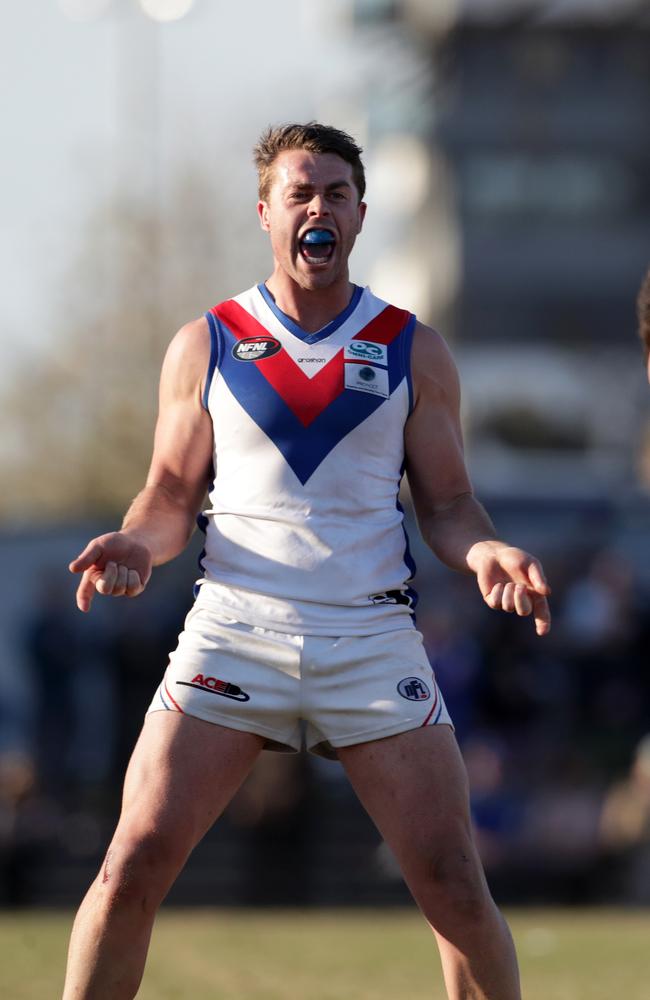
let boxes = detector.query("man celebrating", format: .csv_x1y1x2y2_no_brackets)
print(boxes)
63,123,550,999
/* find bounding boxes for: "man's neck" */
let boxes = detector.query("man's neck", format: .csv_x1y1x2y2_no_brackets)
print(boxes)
264,271,355,334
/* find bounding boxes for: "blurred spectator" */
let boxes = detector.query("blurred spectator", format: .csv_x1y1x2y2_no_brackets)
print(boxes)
22,571,114,798
0,750,36,905
559,549,647,768
599,734,650,903
22,572,81,795
561,549,635,651
463,734,526,872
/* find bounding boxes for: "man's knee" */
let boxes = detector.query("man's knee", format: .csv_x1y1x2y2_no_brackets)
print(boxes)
404,827,493,928
97,829,190,914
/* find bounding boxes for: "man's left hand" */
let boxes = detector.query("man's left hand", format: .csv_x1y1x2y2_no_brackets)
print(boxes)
466,540,551,636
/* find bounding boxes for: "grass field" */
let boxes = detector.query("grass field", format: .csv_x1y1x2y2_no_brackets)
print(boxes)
2,907,649,999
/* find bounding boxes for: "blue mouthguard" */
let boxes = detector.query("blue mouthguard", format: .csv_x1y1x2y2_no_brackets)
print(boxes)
302,229,335,244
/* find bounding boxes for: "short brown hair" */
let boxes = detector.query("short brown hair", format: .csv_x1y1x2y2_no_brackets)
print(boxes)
253,122,366,203
637,267,650,362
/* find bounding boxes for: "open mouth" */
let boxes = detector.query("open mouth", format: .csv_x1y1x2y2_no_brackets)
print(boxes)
299,228,336,265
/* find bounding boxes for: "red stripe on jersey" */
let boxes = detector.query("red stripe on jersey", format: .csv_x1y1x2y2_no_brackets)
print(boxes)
260,349,344,427
213,300,408,428
351,305,410,345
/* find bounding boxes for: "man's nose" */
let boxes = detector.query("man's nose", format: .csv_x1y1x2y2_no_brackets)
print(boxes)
307,193,330,215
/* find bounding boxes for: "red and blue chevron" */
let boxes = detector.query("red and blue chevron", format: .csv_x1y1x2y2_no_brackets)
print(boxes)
208,298,414,484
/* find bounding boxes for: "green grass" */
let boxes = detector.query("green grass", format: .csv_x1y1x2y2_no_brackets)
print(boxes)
1,907,649,999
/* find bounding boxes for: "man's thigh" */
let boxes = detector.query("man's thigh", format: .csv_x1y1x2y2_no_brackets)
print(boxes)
337,726,474,872
116,712,264,849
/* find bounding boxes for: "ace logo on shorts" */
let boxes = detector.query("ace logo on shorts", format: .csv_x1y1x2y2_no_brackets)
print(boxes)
232,336,281,361
397,677,431,701
177,674,250,702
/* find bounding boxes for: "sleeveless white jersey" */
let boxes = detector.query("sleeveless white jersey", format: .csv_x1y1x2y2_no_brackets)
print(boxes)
196,283,419,635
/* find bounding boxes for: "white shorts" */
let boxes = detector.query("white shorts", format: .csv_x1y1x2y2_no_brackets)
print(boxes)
147,604,452,759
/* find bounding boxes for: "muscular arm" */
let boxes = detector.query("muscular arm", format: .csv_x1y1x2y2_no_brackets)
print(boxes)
70,318,214,611
404,323,551,635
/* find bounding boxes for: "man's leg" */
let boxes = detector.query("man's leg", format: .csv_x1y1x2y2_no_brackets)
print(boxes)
337,726,520,1000
63,712,264,1000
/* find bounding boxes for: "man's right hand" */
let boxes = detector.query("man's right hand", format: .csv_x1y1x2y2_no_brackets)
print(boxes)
69,532,153,612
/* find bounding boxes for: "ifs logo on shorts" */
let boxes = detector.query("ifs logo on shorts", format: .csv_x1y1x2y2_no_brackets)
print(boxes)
397,677,430,701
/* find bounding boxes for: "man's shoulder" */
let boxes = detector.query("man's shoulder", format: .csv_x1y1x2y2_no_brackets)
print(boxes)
163,316,211,381
173,315,211,351
409,322,460,405
411,321,455,366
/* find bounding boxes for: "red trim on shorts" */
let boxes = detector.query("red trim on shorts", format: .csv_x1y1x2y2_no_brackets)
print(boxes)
164,676,185,714
421,684,439,727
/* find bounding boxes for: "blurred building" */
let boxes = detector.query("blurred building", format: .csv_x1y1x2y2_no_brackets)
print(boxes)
346,0,650,499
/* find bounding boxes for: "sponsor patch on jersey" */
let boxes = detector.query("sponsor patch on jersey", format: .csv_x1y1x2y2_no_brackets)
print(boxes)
397,677,431,702
232,336,281,362
177,674,250,701
344,362,389,398
344,340,388,365
369,590,414,607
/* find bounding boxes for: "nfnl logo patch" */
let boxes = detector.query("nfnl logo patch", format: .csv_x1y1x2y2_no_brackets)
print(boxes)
232,336,281,362
177,674,250,702
397,677,431,701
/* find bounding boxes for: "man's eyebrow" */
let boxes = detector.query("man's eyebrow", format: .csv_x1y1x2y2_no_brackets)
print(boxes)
288,180,353,192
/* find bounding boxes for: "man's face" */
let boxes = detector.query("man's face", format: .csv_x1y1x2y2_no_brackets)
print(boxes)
257,149,366,291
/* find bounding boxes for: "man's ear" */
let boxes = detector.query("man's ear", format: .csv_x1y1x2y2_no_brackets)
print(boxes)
257,201,271,232
357,201,367,234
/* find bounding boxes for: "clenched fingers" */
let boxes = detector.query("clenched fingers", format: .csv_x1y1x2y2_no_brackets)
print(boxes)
514,585,532,616
485,582,551,635
496,581,533,615
486,582,524,613
76,563,144,612
97,562,143,598
126,569,144,597
485,582,505,609
112,564,129,597
96,561,118,595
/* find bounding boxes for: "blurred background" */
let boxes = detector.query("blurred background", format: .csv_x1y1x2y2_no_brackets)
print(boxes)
1,0,649,911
